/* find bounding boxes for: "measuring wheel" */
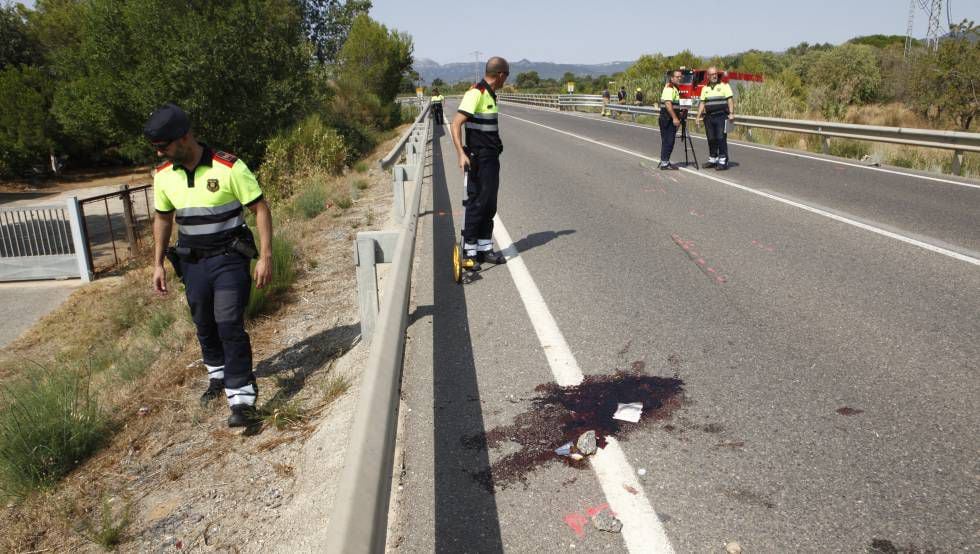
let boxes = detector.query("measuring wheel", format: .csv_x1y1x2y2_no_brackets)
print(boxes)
452,241,463,284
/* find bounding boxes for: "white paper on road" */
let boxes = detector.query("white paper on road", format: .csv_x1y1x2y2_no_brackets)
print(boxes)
613,402,643,423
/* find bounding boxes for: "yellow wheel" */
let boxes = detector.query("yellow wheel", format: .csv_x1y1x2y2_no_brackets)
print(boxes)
452,243,462,283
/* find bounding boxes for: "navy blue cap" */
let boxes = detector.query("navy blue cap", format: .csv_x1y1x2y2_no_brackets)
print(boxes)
143,103,190,143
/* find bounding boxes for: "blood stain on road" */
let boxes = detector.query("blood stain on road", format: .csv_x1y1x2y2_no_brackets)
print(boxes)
461,372,684,491
836,406,864,416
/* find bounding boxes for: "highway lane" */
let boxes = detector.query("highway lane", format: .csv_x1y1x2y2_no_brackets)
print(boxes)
392,101,979,552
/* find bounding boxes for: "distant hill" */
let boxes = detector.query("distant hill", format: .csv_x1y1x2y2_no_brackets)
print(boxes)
414,58,635,83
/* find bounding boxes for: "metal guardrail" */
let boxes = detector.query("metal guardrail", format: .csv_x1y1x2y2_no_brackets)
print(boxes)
499,93,980,176
327,100,431,553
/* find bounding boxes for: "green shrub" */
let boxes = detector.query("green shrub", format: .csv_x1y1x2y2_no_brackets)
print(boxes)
259,114,348,200
332,194,353,210
246,233,297,319
0,366,109,498
80,495,131,551
354,178,369,190
353,161,369,173
146,311,175,338
290,181,328,219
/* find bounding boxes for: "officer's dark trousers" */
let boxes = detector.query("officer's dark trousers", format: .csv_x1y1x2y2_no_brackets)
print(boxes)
181,253,256,406
462,148,500,249
432,104,443,124
705,114,728,161
659,115,677,162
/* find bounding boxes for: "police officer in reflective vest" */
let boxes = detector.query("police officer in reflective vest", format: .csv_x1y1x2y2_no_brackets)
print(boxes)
431,88,445,125
696,67,735,170
450,56,509,269
146,103,274,428
659,69,683,170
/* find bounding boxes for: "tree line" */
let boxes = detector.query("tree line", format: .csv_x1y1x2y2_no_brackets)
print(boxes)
0,0,414,179
445,27,977,131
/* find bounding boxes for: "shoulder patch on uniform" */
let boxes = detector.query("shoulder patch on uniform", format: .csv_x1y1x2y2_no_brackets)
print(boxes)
212,150,237,168
155,161,173,172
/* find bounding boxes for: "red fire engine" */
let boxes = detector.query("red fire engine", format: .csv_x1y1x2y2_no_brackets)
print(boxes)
665,67,764,102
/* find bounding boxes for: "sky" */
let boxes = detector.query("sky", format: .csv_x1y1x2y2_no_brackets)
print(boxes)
370,0,980,65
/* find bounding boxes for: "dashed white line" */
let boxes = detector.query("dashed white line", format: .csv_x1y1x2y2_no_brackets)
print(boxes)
500,102,980,191
500,112,980,267
493,215,676,554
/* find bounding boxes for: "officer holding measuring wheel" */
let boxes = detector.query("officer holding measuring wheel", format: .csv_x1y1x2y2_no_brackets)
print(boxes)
450,56,510,270
146,103,274,428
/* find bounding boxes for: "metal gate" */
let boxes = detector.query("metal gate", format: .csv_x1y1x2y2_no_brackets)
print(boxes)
0,198,92,282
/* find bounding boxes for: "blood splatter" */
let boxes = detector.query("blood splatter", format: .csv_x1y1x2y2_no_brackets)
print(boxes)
462,372,684,491
836,406,864,416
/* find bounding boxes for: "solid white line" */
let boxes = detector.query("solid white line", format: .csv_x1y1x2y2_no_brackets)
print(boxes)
500,112,980,267
501,103,980,191
493,215,676,554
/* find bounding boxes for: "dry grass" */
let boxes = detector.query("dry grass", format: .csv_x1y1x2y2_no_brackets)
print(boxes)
0,124,405,551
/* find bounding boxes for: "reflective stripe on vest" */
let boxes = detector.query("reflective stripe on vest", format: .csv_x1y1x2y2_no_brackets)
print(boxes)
174,199,245,236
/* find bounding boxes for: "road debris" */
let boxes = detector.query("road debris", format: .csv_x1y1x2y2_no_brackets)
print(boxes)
576,430,597,456
555,442,573,457
591,511,623,533
637,468,647,476
613,402,643,423
725,540,743,553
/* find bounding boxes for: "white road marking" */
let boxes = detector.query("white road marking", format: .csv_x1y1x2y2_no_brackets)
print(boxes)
493,216,676,554
500,112,980,267
501,102,980,191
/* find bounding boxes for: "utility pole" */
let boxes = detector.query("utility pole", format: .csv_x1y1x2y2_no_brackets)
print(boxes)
905,0,944,62
470,50,482,82
925,0,943,52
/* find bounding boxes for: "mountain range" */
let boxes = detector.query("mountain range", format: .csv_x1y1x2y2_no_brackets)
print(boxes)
413,58,635,83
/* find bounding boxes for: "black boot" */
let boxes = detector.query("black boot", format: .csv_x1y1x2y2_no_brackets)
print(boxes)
227,405,258,428
479,251,507,265
199,378,224,407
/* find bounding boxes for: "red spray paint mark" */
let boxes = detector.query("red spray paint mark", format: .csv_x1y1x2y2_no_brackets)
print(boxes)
751,239,775,252
671,234,729,285
564,503,612,538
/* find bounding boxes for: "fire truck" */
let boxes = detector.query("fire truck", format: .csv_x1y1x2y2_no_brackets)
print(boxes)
665,67,764,105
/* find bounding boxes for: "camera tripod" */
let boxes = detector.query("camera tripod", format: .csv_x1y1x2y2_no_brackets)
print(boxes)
679,113,699,170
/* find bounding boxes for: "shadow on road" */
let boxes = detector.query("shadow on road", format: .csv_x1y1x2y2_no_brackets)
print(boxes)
430,124,504,552
512,229,576,254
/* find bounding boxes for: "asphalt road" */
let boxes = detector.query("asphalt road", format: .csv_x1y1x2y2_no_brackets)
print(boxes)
393,102,979,553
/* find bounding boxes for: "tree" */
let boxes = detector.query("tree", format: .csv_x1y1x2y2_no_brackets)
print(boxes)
0,65,55,176
909,20,980,130
562,71,575,84
335,14,413,126
48,0,313,164
0,4,39,69
515,70,540,89
301,0,372,64
431,78,445,88
804,43,881,118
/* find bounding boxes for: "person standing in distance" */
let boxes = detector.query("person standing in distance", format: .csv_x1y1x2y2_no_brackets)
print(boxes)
449,57,510,270
431,88,445,125
146,103,274,428
658,70,683,170
695,67,735,170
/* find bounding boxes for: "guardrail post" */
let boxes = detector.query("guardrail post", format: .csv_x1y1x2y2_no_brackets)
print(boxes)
392,165,407,218
951,149,964,176
746,128,754,142
818,130,830,154
66,196,93,282
354,236,379,339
